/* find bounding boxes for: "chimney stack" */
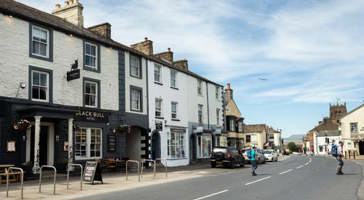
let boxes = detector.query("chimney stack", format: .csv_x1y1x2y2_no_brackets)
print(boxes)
173,59,188,71
52,0,84,27
88,23,111,39
225,83,233,102
154,48,173,64
131,37,153,55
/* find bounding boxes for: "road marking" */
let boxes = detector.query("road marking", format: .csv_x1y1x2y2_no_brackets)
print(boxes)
193,189,229,200
305,162,309,165
245,176,272,186
296,165,303,169
279,169,293,175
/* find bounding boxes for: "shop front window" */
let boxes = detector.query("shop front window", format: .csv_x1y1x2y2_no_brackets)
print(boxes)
167,129,185,159
197,135,212,158
75,127,102,160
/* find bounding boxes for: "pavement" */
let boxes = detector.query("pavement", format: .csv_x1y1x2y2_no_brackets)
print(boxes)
0,155,362,200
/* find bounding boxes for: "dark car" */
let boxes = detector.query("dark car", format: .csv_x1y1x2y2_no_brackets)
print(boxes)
210,147,245,168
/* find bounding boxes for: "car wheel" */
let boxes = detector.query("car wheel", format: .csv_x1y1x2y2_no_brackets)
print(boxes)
211,161,216,168
230,160,236,169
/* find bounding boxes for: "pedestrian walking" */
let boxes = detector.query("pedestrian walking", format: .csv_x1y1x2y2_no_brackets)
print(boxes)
249,145,258,176
331,141,344,175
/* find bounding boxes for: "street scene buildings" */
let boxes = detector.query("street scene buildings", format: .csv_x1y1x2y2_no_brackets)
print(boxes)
0,0,281,172
1,1,364,200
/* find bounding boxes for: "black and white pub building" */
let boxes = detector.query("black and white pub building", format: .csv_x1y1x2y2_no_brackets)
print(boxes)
0,0,151,175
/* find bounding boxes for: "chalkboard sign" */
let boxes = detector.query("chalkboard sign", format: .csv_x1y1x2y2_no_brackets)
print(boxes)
83,161,103,184
107,134,116,152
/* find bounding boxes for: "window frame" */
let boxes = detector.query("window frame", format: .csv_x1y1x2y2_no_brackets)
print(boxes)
350,122,358,133
170,69,177,89
155,98,163,118
130,54,142,79
83,78,100,108
130,86,143,112
215,86,219,99
83,41,100,72
28,66,53,103
198,104,203,124
216,108,220,126
167,129,185,159
29,23,53,62
171,102,178,120
75,127,103,160
154,63,162,84
197,135,212,159
197,80,203,96
229,119,235,132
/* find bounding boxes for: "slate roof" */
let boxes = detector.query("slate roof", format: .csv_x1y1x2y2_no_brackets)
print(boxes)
0,0,222,86
310,118,339,133
243,124,267,133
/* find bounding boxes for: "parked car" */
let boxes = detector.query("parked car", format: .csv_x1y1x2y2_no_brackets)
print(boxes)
242,148,266,164
263,149,278,162
210,147,245,168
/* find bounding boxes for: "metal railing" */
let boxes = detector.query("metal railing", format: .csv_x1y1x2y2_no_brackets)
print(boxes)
39,165,57,195
67,163,83,191
6,167,24,199
140,159,156,179
156,158,168,177
125,160,140,182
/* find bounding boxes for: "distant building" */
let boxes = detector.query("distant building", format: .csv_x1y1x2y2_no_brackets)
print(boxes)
305,103,347,155
224,84,244,150
340,103,364,155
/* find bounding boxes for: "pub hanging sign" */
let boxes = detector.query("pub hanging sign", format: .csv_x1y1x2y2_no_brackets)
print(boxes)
74,110,109,123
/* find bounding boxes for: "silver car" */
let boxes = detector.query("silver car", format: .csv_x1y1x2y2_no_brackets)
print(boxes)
263,149,278,162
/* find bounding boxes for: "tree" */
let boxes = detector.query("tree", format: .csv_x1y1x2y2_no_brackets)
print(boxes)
287,142,298,152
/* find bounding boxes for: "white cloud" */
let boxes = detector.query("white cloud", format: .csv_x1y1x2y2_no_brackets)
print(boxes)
16,0,364,104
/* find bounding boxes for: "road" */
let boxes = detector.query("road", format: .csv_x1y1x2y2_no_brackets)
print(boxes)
75,155,362,200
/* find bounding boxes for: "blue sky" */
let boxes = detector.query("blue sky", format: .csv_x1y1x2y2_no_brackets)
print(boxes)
18,0,364,137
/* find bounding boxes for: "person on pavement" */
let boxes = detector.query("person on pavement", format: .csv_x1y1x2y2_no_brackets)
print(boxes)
332,141,344,175
249,145,258,176
337,141,344,175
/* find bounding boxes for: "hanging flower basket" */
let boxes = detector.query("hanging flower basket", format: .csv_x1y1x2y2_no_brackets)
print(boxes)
13,119,31,131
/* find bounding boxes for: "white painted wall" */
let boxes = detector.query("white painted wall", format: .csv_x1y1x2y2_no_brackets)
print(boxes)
0,14,119,110
315,136,341,155
340,105,364,151
187,77,208,125
124,51,148,115
147,60,189,166
207,83,224,128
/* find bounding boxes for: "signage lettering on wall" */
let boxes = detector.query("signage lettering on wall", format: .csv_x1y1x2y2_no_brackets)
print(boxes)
75,110,108,122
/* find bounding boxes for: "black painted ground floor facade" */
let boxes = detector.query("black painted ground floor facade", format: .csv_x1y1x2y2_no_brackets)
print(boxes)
0,97,149,175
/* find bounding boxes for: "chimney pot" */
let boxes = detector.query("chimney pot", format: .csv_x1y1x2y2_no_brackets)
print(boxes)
88,23,112,39
168,47,171,52
53,0,84,27
131,38,154,55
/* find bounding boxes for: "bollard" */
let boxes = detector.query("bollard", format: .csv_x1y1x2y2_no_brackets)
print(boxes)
39,165,57,195
67,163,83,191
156,158,168,177
126,160,140,182
6,167,24,199
140,159,156,179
